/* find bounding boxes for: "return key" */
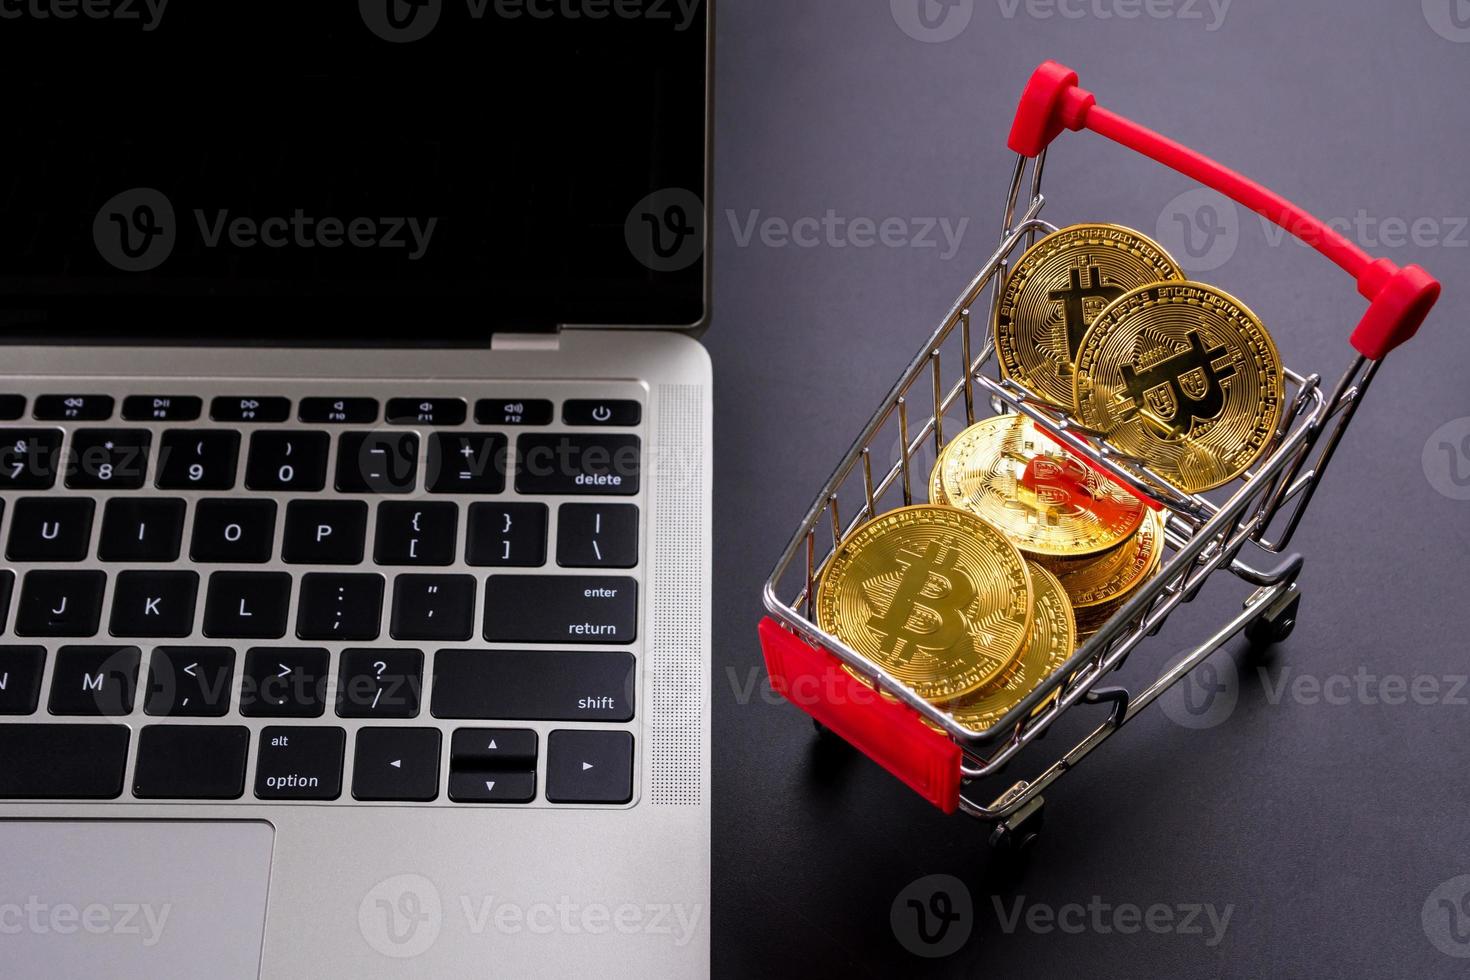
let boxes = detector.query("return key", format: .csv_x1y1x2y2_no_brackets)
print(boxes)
483,575,637,644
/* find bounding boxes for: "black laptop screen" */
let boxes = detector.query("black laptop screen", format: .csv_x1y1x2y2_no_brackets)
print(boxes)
0,1,709,341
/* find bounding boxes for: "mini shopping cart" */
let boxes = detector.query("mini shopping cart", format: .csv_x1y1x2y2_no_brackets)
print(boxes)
758,61,1442,853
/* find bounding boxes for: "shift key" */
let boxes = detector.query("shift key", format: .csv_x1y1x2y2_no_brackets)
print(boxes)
432,649,635,721
484,575,637,644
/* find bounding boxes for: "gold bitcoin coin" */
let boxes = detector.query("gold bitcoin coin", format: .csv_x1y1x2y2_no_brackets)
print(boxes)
817,505,1033,703
844,563,1076,735
1073,281,1285,494
1047,508,1164,629
941,563,1076,733
994,223,1185,409
930,414,1145,560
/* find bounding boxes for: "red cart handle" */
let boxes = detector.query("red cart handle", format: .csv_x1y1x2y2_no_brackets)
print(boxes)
1008,61,1440,361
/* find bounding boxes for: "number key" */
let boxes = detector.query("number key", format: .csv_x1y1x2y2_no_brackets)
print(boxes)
66,429,153,490
0,429,63,490
245,431,329,491
157,430,241,490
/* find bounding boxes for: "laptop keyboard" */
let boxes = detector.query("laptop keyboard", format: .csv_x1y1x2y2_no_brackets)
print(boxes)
0,385,645,807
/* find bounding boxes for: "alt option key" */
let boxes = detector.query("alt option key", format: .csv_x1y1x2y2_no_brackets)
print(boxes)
254,725,344,800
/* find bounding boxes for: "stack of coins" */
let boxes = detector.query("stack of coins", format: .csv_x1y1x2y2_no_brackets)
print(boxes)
814,222,1283,735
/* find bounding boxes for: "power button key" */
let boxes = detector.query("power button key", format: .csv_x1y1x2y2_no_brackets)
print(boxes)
562,400,641,427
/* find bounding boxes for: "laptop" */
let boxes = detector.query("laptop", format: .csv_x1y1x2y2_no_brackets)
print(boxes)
0,3,711,977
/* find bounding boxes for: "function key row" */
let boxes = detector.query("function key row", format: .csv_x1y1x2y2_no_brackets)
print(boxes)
0,395,641,427
0,429,640,496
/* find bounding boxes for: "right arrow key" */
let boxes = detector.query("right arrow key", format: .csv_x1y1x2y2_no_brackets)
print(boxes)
546,730,633,805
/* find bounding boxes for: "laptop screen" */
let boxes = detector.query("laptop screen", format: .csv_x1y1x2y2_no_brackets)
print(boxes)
0,1,709,342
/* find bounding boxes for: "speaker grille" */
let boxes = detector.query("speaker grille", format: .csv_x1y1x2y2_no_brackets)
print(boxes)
648,383,706,806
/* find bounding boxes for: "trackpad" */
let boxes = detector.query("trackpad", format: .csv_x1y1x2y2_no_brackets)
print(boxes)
0,821,273,980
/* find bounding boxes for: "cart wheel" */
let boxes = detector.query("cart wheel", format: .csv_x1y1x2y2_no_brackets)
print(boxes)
1246,593,1300,646
989,799,1045,856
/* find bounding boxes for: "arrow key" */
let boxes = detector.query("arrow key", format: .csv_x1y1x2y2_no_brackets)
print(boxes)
450,727,537,769
547,730,633,804
448,770,535,804
352,727,441,802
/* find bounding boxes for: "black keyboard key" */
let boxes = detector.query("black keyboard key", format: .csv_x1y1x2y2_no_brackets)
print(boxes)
562,400,642,427
389,575,475,641
241,647,330,717
514,433,640,495
282,500,368,565
0,570,10,633
156,430,241,490
299,397,378,424
431,649,635,721
451,728,538,769
374,502,457,566
483,575,637,644
15,570,106,637
475,398,552,426
426,432,507,494
336,431,418,494
211,396,291,423
556,504,639,568
352,727,441,802
203,572,291,638
145,647,236,716
0,429,63,489
191,499,277,563
244,430,330,492
65,429,153,490
338,648,423,718
466,502,547,567
109,570,199,638
387,398,466,426
296,573,384,641
121,394,202,422
34,394,112,421
6,497,95,562
0,724,129,799
255,725,344,800
0,645,45,714
547,730,634,804
0,395,24,420
133,725,250,800
448,770,536,804
98,498,187,562
48,645,140,715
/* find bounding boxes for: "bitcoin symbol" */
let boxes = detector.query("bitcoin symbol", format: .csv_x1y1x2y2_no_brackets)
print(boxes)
1048,264,1125,367
863,537,975,659
1118,330,1237,439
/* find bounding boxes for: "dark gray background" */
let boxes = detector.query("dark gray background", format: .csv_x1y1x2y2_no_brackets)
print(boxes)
703,1,1470,976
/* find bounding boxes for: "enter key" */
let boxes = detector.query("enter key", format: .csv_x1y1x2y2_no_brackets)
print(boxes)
482,575,637,644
